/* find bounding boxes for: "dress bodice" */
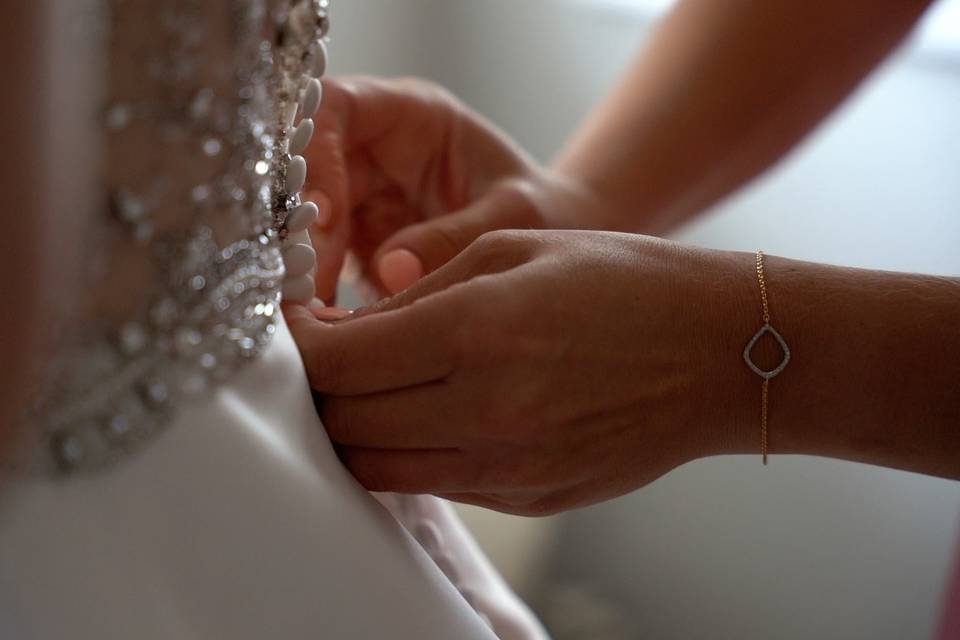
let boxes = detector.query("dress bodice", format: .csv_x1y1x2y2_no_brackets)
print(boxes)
16,0,325,475
0,2,548,638
0,320,507,639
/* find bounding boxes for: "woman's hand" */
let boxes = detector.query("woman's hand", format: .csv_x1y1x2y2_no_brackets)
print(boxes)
286,231,758,515
304,76,600,302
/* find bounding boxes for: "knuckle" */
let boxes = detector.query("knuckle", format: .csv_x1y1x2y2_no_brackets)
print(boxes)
393,77,456,106
488,177,548,228
470,228,534,259
472,229,510,250
462,232,520,273
424,222,471,262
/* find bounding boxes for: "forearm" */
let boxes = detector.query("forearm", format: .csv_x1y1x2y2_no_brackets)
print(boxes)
718,254,960,479
553,0,933,234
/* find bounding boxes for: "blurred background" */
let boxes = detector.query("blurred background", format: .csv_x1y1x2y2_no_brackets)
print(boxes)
329,1,960,638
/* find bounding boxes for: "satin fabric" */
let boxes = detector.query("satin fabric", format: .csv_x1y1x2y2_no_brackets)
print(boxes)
0,318,500,639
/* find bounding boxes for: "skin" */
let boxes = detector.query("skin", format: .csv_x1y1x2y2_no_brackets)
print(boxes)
287,0,960,516
4,1,953,519
0,5,48,454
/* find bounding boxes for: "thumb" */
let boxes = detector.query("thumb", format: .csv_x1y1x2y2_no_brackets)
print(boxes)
373,180,543,294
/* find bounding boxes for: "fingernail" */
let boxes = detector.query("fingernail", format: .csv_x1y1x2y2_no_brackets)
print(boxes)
316,203,332,228
378,248,423,294
306,191,332,228
312,306,353,321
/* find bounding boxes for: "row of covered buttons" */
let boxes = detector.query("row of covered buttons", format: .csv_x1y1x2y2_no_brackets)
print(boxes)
279,2,329,304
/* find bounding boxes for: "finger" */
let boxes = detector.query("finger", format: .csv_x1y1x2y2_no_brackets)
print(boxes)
304,125,349,304
434,493,509,512
323,381,467,450
305,192,345,304
372,179,544,294
315,76,458,154
352,230,532,323
306,89,392,303
338,447,478,494
436,492,570,517
282,295,460,395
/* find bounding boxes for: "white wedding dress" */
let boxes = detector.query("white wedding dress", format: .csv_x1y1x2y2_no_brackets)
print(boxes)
0,2,547,639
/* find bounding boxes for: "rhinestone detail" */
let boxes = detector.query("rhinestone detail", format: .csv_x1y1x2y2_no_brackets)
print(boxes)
21,0,331,476
743,322,791,381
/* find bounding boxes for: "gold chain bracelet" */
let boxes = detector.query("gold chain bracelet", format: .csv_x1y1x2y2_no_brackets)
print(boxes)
742,250,791,464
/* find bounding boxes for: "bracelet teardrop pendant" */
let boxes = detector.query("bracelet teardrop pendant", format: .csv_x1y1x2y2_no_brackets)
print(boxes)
743,322,791,380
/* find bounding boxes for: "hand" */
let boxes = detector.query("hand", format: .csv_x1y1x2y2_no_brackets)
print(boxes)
304,76,599,302
286,230,757,515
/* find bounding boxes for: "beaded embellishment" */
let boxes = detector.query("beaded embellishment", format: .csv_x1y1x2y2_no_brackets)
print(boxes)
21,0,330,476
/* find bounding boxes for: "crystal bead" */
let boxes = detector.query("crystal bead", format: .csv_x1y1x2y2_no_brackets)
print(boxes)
199,353,217,370
105,104,132,130
192,184,213,204
105,414,131,439
151,298,178,327
189,88,214,120
134,222,155,242
175,327,203,355
54,433,86,469
119,322,148,355
180,372,208,395
110,189,147,223
141,381,170,408
202,136,223,156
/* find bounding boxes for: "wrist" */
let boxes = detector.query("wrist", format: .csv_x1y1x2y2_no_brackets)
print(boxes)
685,248,762,461
512,169,626,232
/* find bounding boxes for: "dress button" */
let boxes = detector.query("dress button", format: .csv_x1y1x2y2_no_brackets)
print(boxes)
285,202,318,234
285,155,307,194
300,78,322,119
289,118,314,156
282,243,316,277
281,274,313,304
311,38,328,77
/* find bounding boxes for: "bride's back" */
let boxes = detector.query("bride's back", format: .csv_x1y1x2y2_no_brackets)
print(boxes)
0,2,544,638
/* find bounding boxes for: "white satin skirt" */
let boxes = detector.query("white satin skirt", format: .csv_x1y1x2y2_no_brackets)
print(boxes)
0,317,544,639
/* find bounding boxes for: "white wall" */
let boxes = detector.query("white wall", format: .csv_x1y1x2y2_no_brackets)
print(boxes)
328,1,960,638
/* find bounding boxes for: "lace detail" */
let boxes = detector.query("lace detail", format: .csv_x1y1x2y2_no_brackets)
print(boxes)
17,0,330,476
